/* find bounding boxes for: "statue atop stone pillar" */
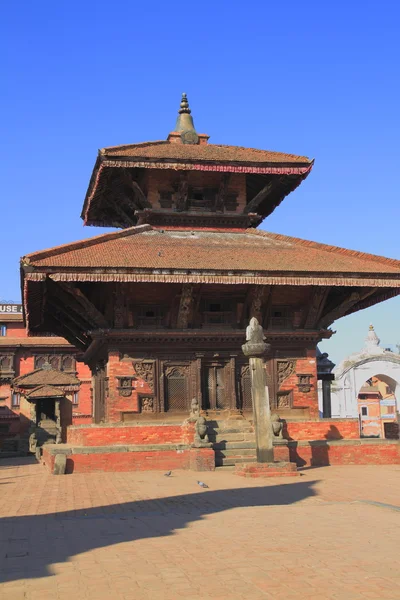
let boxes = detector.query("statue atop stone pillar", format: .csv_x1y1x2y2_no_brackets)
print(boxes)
242,317,274,463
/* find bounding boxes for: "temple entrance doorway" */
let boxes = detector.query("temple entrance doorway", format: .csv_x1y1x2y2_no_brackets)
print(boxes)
36,398,56,425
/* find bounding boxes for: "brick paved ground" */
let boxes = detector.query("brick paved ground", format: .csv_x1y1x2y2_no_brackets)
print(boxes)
1,458,400,600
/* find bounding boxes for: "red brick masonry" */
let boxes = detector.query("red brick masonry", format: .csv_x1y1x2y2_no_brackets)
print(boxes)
42,445,215,474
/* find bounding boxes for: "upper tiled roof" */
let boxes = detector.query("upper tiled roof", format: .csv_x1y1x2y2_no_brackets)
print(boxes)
101,141,311,165
23,225,400,278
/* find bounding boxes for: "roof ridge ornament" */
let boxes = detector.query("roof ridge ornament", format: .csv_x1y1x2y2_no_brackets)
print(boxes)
174,93,199,145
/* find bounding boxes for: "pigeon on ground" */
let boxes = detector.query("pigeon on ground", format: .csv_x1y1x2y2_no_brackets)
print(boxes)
197,480,209,488
164,471,172,477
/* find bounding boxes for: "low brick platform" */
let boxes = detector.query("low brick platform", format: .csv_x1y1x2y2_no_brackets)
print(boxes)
288,438,400,466
235,461,299,478
41,444,215,474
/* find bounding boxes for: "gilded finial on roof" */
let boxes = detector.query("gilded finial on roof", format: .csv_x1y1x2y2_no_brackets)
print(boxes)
179,93,191,115
175,93,199,144
369,324,374,331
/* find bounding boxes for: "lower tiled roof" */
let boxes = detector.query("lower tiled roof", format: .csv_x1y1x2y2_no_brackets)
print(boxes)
23,225,400,278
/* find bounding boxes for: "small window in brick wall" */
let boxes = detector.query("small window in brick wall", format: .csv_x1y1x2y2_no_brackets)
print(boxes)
11,392,20,408
361,406,368,417
0,324,6,336
72,392,79,405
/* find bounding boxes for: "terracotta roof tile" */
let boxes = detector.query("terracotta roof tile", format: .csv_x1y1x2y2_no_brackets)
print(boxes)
0,337,70,347
26,385,66,398
101,141,311,165
24,226,400,276
14,368,80,387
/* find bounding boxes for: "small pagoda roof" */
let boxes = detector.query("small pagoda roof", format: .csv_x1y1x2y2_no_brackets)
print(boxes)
100,140,311,166
25,385,66,399
81,93,313,228
13,366,80,388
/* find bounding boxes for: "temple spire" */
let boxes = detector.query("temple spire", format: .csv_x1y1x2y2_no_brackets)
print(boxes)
175,93,197,134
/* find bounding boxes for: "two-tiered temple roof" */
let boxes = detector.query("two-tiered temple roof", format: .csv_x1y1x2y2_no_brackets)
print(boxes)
21,93,400,346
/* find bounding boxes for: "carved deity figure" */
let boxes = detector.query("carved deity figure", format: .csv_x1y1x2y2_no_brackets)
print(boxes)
246,317,265,344
190,397,200,419
271,413,283,438
193,415,212,447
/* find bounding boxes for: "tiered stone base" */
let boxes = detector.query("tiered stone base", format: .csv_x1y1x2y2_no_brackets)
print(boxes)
235,461,299,478
41,444,215,474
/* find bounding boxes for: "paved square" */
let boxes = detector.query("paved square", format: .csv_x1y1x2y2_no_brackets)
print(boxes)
1,458,400,599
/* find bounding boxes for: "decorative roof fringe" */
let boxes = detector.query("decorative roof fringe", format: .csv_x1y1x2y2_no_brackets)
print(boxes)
22,272,400,288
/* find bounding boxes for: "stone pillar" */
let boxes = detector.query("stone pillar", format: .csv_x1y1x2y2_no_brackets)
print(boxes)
242,317,273,463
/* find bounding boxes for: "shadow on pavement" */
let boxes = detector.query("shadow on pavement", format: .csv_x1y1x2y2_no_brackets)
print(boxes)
1,466,319,584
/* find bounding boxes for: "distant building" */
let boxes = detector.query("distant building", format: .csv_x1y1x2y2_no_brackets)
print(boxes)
330,325,400,439
0,303,92,450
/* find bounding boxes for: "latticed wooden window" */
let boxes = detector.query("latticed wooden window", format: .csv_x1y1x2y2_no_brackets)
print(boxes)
165,366,189,411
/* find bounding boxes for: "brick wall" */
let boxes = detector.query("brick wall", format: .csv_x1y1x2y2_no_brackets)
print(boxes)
285,419,360,441
67,422,194,446
280,348,319,417
106,351,151,421
289,440,400,466
41,446,214,474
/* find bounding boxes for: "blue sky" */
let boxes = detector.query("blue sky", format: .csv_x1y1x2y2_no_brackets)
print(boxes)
1,0,399,364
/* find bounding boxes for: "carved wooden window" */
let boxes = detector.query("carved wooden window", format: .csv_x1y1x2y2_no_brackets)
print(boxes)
188,188,216,211
34,354,76,372
159,191,173,209
276,390,293,409
136,306,165,329
202,300,234,328
62,356,74,371
225,193,238,212
269,307,293,330
0,354,14,378
165,366,189,412
203,365,227,410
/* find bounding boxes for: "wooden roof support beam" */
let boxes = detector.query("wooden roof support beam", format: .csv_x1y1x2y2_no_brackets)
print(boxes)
304,287,330,329
244,177,286,214
46,312,88,351
215,173,230,212
109,200,136,227
58,283,109,329
318,288,377,329
48,295,93,337
120,169,151,209
47,279,102,330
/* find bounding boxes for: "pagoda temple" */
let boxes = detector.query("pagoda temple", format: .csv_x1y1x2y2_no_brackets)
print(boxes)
20,94,400,472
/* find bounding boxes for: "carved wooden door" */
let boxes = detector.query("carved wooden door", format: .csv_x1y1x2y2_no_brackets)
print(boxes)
204,365,227,410
165,366,190,412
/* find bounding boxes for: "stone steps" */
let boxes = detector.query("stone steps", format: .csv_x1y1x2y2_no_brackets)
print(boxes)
215,456,256,467
210,419,257,467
